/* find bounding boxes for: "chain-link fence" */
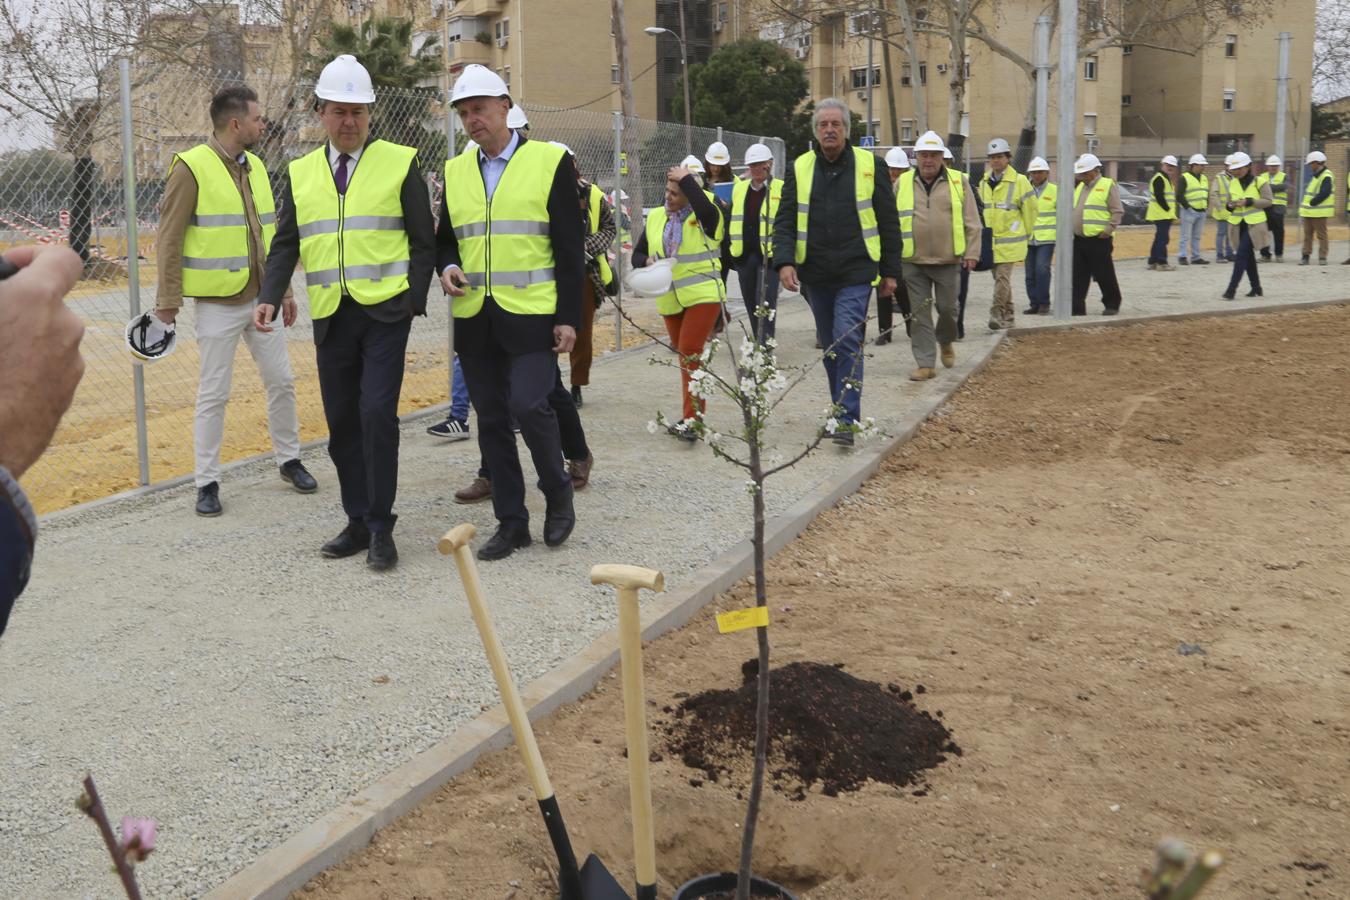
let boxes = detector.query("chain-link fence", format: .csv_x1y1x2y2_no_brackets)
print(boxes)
2,59,784,515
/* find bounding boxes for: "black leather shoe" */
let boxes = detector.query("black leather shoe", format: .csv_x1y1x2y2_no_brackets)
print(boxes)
321,523,370,559
477,525,532,561
1101,308,1120,316
1245,289,1264,297
1220,292,1236,301
543,485,576,548
367,531,398,571
280,459,318,493
571,384,584,408
195,482,222,517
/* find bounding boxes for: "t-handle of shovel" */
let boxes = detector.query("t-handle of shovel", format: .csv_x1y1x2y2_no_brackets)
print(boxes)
591,565,665,900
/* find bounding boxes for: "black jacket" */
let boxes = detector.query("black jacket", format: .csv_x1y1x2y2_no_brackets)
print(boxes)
258,139,437,346
770,141,902,285
435,135,585,355
1151,172,1172,212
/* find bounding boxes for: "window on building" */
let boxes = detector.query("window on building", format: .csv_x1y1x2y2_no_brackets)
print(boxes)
1084,57,1098,81
849,11,879,34
1083,113,1097,135
1225,34,1237,57
718,2,728,22
503,66,510,89
901,119,915,142
1122,94,1132,106
901,64,911,86
1122,44,1133,55
611,64,620,84
964,55,972,79
850,66,881,89
610,10,616,36
495,18,510,42
1223,89,1236,111
919,63,928,85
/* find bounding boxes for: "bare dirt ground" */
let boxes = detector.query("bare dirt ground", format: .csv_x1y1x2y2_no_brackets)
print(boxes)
297,306,1350,899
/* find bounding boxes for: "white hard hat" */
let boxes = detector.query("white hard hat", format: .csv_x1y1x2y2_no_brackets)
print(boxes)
744,142,773,165
626,257,674,297
125,313,177,364
1073,153,1102,174
1306,150,1327,164
451,64,511,107
681,154,705,174
1265,155,1281,166
506,106,529,130
461,139,479,156
1161,154,1178,167
315,55,376,104
1188,154,1207,166
987,137,1012,155
885,146,910,169
705,141,731,165
549,140,574,156
1026,156,1049,173
1223,153,1237,167
913,130,946,153
943,148,954,161
1227,151,1252,170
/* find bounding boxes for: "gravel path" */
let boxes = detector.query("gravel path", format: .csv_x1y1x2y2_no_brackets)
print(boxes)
2,249,1346,897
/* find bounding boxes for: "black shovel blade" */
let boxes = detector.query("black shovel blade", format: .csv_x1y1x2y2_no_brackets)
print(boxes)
579,852,632,900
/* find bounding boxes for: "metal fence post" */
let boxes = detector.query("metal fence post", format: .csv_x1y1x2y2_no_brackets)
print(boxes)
612,111,625,351
120,57,151,486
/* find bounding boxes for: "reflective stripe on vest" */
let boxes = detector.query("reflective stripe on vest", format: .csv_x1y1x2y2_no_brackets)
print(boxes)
895,167,966,260
979,167,1033,263
1031,183,1057,243
443,140,565,318
792,147,880,264
728,176,782,258
1301,170,1334,217
644,204,725,316
1074,176,1115,237
1182,172,1209,209
587,183,614,287
289,140,415,319
173,144,276,297
1145,171,1178,221
1227,178,1267,227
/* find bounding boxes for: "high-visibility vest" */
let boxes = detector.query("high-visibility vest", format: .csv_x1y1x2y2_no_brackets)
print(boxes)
289,141,415,320
1210,174,1231,222
1260,170,1287,208
1073,176,1115,237
978,166,1033,263
728,176,782,258
1181,172,1209,211
172,143,276,298
1031,182,1057,244
643,203,724,316
895,167,966,260
792,147,880,264
1226,176,1267,227
1301,169,1335,218
1145,171,1178,221
586,183,614,288
443,139,567,318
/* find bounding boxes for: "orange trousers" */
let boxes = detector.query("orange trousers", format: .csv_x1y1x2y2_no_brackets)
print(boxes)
662,302,723,421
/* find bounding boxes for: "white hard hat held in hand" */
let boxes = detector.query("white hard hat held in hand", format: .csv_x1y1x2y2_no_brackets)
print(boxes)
743,143,774,165
1073,154,1102,174
885,146,910,169
705,141,731,165
316,55,376,104
451,64,511,107
1188,153,1207,166
987,137,1011,155
125,313,177,364
913,130,947,153
1026,156,1049,173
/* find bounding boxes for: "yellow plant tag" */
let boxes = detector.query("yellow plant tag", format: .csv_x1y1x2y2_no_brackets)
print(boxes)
716,606,770,634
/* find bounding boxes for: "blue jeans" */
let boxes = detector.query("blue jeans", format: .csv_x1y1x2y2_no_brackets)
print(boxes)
1178,207,1206,260
1215,220,1231,259
1149,220,1172,264
1024,243,1054,309
450,354,470,422
803,282,869,425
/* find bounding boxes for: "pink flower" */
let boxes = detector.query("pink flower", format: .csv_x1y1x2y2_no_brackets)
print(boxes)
119,817,157,863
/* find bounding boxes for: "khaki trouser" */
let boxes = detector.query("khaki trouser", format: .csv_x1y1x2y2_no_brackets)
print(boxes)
903,261,960,369
989,262,1015,326
1302,217,1329,260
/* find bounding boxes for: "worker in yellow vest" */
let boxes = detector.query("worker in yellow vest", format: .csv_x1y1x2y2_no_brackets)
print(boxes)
1210,163,1235,262
978,137,1037,328
255,55,436,571
1220,152,1272,300
1177,154,1211,265
729,142,783,344
1146,154,1179,270
155,85,315,517
1255,155,1287,262
877,145,914,342
1023,156,1056,314
1070,154,1124,316
1300,150,1334,265
436,65,584,561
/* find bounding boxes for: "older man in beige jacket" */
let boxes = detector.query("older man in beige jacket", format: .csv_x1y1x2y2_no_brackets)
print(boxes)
895,131,982,381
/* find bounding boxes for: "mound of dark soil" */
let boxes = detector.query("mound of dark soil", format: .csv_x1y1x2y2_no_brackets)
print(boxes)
662,660,960,799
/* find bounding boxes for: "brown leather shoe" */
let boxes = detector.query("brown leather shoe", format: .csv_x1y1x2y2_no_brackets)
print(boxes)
454,475,492,504
567,453,594,491
909,367,937,381
940,343,956,368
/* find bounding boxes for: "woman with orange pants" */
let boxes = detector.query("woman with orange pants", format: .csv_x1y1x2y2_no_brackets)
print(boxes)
631,164,726,440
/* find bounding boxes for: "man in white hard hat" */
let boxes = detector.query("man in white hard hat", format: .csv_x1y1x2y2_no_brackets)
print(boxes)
436,64,584,561
876,146,913,342
1177,154,1211,266
894,130,981,380
1255,155,1287,262
1145,155,1179,270
1070,153,1124,316
1210,158,1236,262
1300,150,1334,264
155,84,316,517
1023,156,1056,315
1219,151,1271,300
728,142,783,345
772,97,903,445
255,54,435,571
979,137,1036,329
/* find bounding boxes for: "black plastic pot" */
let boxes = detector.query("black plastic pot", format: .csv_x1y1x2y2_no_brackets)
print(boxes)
673,872,798,899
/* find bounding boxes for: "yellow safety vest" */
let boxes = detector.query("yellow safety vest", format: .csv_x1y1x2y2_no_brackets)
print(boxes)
895,167,966,260
728,176,783,258
1226,177,1267,227
1073,176,1115,237
644,203,724,316
289,141,415,320
978,166,1034,263
172,143,276,298
1210,173,1231,222
1181,172,1209,211
443,139,567,318
1301,169,1335,218
1031,182,1057,244
1260,171,1287,208
792,147,880,264
586,183,614,288
1145,171,1177,221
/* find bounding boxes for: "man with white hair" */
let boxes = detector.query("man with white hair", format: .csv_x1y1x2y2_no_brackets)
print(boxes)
1070,154,1124,316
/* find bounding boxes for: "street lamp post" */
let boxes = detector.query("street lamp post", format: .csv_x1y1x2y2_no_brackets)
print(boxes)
644,24,692,154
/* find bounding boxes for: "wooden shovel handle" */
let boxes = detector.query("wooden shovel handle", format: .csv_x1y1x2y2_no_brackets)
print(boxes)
615,583,658,890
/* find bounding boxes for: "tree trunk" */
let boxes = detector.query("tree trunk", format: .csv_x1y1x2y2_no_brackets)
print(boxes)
894,0,926,132
944,8,968,163
881,19,900,145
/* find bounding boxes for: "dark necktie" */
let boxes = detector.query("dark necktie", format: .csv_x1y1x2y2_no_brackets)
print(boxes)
335,153,351,195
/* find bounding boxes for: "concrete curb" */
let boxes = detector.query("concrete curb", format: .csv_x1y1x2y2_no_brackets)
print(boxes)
1005,296,1350,337
204,337,1009,900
